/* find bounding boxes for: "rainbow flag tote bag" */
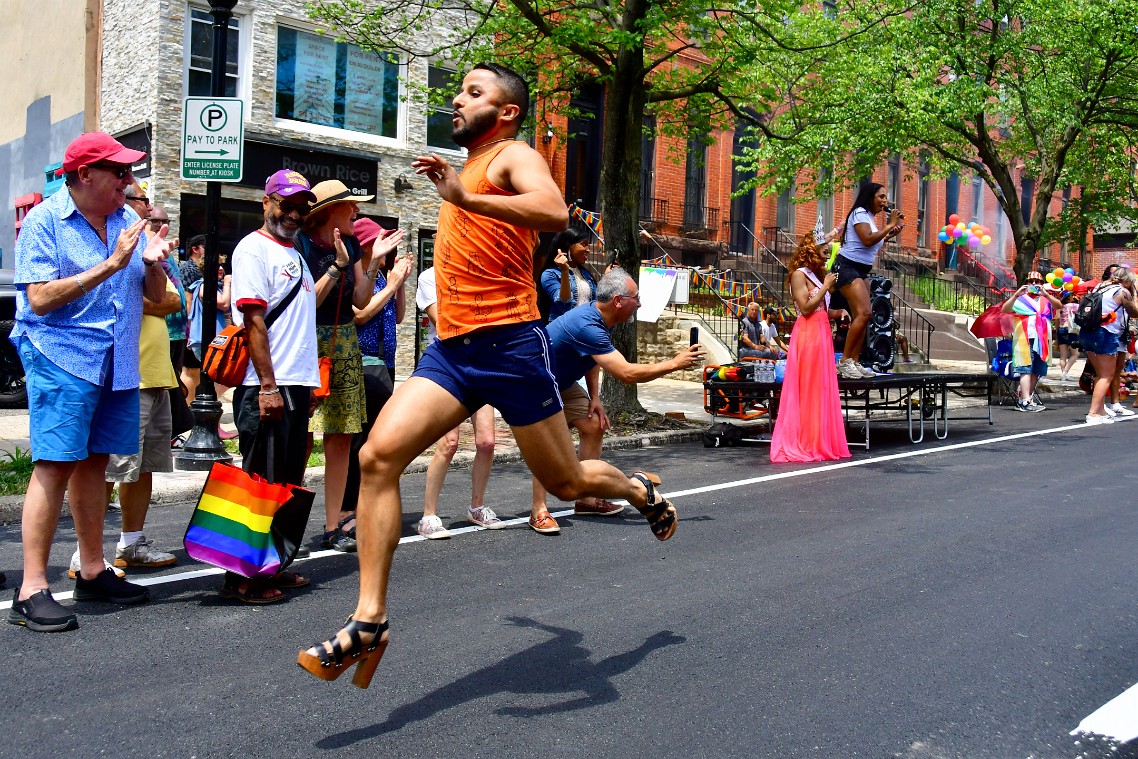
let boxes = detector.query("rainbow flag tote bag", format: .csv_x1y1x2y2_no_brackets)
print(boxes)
184,462,314,578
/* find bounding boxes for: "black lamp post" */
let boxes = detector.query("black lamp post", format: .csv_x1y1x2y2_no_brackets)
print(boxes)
175,0,238,470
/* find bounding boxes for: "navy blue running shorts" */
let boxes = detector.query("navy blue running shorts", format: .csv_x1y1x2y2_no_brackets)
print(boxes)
413,320,564,426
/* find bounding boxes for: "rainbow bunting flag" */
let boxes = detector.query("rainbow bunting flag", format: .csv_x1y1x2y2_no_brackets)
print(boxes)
184,462,314,578
569,203,605,244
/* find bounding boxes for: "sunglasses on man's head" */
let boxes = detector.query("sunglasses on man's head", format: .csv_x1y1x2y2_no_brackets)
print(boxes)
88,163,133,179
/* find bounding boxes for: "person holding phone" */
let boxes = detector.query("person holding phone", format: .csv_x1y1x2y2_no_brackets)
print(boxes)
770,232,851,463
537,225,597,322
832,183,904,379
1001,271,1061,412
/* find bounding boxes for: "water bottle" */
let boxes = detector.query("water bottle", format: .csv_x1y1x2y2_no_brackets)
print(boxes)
774,359,786,382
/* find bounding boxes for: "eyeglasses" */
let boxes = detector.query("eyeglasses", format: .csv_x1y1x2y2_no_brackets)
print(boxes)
1027,279,1044,284
88,164,133,179
126,196,150,205
270,195,311,216
148,218,169,226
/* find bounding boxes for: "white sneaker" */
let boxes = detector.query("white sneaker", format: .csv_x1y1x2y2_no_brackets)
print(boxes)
837,360,864,380
417,515,452,540
68,547,126,579
857,363,878,378
1104,405,1117,418
468,506,507,529
1086,414,1115,425
1109,403,1135,417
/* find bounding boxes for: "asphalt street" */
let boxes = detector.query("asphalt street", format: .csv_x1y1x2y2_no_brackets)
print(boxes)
2,395,1137,758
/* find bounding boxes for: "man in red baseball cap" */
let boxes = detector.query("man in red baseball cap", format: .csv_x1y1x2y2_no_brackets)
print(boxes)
61,131,146,173
7,131,174,633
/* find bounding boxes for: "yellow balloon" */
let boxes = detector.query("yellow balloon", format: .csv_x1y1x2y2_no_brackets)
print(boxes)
956,222,967,231
981,235,991,245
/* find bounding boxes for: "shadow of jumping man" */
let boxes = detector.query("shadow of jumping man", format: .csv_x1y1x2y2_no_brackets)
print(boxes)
317,616,686,748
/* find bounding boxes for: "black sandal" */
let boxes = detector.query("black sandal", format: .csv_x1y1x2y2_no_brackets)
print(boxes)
271,571,310,590
631,471,677,541
220,575,286,604
297,618,389,689
337,513,357,539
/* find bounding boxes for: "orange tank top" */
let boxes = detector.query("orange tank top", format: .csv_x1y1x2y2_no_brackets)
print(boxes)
434,142,542,340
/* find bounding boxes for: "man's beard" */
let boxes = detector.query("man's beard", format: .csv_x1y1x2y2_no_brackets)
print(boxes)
452,108,500,147
265,215,298,241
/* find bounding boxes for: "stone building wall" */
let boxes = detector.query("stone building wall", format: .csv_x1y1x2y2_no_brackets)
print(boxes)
99,0,465,374
636,314,733,383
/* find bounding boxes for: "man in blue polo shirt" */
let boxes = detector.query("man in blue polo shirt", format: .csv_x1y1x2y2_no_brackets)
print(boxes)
8,132,176,633
527,269,706,534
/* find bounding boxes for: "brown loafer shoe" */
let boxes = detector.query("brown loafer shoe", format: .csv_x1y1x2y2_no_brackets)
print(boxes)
528,512,561,535
574,499,625,517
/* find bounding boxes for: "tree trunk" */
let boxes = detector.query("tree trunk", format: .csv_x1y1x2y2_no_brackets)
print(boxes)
599,65,649,415
1013,236,1037,285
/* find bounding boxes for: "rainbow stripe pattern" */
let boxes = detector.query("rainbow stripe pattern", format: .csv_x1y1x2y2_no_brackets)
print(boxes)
184,463,293,577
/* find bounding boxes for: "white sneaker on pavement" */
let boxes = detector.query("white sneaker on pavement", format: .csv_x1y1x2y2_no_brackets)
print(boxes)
1109,403,1135,417
1104,405,1117,418
114,536,176,568
468,506,507,529
1086,413,1115,425
417,515,452,540
68,547,125,579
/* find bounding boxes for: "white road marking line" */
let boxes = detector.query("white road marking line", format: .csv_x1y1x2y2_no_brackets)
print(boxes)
1071,682,1138,743
3,415,1130,610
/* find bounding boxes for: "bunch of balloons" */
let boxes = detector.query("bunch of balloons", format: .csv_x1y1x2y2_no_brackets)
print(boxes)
1047,267,1081,292
937,214,992,248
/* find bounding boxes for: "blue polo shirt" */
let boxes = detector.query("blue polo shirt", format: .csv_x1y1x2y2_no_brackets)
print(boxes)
12,190,146,390
545,302,616,391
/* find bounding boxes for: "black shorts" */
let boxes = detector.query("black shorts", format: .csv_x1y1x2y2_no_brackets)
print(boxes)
184,346,202,369
833,256,873,290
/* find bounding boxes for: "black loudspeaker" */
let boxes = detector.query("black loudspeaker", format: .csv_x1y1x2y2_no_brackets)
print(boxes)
861,275,896,371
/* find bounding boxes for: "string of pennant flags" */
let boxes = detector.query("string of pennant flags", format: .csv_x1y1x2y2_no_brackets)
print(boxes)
571,204,779,320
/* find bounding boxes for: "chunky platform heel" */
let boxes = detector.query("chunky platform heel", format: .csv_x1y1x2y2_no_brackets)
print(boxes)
631,471,677,541
297,618,389,689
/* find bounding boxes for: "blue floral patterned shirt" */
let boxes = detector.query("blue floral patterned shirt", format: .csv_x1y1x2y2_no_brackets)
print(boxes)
356,271,398,367
12,189,147,389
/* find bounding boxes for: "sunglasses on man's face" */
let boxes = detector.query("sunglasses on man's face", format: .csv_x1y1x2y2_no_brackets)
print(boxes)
270,195,311,216
88,164,133,179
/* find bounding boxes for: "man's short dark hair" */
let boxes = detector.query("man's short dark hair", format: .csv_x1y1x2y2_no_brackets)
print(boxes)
763,306,776,318
473,62,529,127
188,235,206,250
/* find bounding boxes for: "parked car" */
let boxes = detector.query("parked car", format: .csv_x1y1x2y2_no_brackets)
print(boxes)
0,269,27,409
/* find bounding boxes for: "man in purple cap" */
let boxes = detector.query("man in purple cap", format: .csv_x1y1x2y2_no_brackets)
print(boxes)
221,170,320,603
8,132,177,632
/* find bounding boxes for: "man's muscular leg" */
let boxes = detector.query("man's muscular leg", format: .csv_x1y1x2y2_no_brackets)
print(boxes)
514,413,652,511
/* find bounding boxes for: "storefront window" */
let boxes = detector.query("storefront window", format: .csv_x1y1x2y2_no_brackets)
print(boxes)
276,27,400,138
427,65,461,151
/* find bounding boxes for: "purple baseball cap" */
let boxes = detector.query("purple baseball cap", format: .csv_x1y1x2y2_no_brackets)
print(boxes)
264,170,317,202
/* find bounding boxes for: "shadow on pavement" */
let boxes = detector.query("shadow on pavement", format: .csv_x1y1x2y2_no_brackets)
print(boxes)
315,617,686,748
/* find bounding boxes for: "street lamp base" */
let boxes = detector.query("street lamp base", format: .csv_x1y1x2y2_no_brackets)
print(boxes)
174,394,233,470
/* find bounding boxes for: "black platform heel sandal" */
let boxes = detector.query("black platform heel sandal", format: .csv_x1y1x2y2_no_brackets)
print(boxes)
630,471,677,541
297,618,389,689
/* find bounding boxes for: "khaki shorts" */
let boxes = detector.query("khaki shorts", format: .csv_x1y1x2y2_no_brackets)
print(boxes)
560,382,592,424
106,388,173,483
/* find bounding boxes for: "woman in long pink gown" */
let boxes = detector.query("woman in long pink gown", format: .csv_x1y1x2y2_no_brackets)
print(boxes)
770,233,851,463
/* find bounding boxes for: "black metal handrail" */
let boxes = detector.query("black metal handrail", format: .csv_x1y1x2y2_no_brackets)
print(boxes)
891,292,936,363
640,197,670,226
681,204,720,233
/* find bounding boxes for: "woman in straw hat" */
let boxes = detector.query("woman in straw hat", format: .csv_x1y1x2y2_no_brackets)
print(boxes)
294,180,378,552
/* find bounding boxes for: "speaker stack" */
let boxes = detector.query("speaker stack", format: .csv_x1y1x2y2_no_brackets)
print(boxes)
861,274,896,371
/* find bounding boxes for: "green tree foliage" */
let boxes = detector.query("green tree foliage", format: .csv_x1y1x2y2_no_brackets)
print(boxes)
306,0,894,410
739,0,1138,283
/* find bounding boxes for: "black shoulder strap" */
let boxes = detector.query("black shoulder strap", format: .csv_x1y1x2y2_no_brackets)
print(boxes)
264,275,304,330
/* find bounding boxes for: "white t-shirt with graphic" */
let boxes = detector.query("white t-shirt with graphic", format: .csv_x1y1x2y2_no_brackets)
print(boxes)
230,229,319,388
415,266,439,345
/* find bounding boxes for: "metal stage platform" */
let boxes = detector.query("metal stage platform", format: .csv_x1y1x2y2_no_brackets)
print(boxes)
704,370,996,451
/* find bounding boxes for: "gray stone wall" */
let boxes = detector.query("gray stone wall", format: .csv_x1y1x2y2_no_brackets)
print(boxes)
636,315,730,383
98,0,468,372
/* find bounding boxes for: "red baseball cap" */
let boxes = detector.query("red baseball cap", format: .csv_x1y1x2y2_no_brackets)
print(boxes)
62,132,146,172
352,218,387,249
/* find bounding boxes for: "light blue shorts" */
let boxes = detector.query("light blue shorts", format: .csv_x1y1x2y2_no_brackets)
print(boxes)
18,338,139,462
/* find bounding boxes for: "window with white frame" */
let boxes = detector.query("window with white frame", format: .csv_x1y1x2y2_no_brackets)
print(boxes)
276,26,400,138
817,165,834,230
426,64,460,151
187,7,241,97
971,174,984,221
887,153,901,207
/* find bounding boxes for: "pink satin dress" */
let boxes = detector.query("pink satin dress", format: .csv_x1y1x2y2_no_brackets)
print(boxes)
770,268,852,463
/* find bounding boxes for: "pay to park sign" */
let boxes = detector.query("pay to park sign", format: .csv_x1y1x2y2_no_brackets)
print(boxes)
181,97,245,182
